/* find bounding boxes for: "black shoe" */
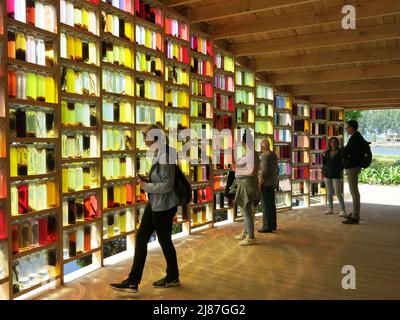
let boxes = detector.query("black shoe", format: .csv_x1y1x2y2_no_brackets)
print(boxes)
110,279,139,293
342,217,359,224
258,229,273,233
153,277,180,288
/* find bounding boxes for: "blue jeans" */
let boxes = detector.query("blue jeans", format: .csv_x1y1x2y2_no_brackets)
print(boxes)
324,178,345,211
242,202,255,239
261,185,277,231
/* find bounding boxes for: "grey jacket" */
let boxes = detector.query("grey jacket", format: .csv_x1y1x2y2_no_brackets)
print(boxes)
143,147,180,212
234,152,261,209
234,176,261,210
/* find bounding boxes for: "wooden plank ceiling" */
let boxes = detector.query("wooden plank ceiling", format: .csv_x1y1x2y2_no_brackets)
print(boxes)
164,0,400,109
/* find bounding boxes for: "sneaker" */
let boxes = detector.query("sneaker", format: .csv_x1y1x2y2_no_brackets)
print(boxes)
339,211,346,217
234,232,247,240
342,217,359,225
239,236,256,246
324,208,333,215
344,212,353,219
153,277,180,288
110,279,139,293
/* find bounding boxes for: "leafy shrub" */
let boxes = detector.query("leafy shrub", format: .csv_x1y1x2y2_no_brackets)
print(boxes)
358,159,400,185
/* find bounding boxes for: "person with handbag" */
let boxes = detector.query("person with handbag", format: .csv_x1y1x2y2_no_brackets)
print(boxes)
258,138,279,233
322,137,346,216
233,130,261,246
110,124,180,293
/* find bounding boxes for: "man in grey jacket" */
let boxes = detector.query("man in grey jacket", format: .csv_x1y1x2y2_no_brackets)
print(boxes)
111,125,180,293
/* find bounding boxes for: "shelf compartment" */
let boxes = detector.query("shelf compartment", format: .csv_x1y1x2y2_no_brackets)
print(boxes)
61,125,98,132
100,1,134,20
103,204,135,214
235,84,255,91
63,217,102,232
100,32,134,48
63,248,101,264
102,150,135,157
60,23,100,41
135,97,164,104
102,121,134,128
292,163,310,167
101,91,134,100
102,61,134,74
190,220,213,229
62,157,101,164
8,99,58,109
173,219,189,226
136,70,163,82
136,16,163,33
164,82,190,91
10,173,57,183
60,58,100,72
8,58,55,74
10,137,58,144
62,187,102,198
61,92,100,101
190,73,213,83
136,44,163,57
103,230,135,243
189,200,213,208
0,277,9,286
190,50,213,62
11,207,59,223
11,275,61,300
102,177,136,184
191,181,212,187
7,18,57,40
13,242,57,261
214,68,235,77
213,88,234,96
164,57,189,69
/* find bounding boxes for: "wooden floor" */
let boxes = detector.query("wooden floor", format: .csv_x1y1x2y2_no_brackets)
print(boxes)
36,201,400,300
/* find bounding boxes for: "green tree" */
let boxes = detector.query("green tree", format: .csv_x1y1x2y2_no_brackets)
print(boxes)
345,110,362,122
355,109,400,136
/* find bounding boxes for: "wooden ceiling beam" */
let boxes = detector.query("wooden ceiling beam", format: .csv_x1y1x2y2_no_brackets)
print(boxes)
191,0,317,23
342,105,400,110
290,79,400,96
216,0,400,39
166,0,200,7
255,46,400,72
326,99,400,107
271,64,400,85
231,22,400,56
306,90,400,103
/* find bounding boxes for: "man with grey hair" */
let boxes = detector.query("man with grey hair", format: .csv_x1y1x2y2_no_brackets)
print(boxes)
258,138,279,233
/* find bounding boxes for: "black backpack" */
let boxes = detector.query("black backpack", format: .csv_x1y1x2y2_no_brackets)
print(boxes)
360,140,372,168
174,164,192,207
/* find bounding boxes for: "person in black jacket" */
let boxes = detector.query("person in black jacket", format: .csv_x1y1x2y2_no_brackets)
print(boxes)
341,120,366,224
322,137,346,216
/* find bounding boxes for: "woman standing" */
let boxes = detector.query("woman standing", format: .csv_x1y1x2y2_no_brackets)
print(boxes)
258,138,279,233
233,130,260,246
110,124,180,293
322,137,346,216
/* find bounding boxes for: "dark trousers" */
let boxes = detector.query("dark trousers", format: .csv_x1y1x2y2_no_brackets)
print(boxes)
261,185,277,231
129,204,179,285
